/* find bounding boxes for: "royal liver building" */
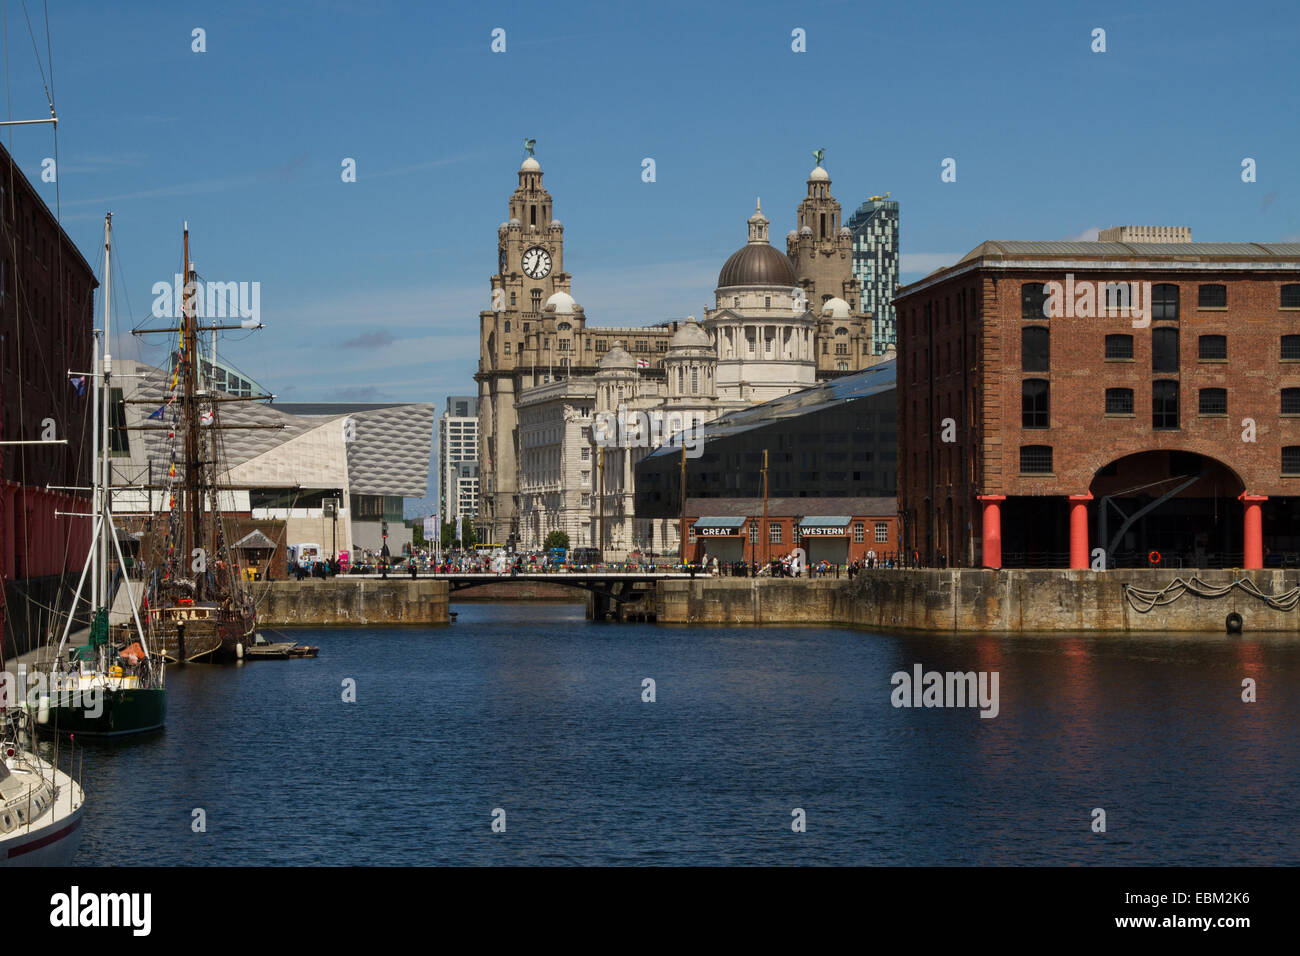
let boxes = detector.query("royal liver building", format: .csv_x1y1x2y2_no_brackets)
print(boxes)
475,149,889,556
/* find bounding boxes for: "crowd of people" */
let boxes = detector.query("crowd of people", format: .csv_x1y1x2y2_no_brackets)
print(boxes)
283,547,921,579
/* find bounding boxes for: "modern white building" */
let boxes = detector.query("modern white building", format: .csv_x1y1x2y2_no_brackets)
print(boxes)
438,395,479,540
108,359,434,559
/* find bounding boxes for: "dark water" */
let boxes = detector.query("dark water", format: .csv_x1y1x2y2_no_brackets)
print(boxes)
58,603,1300,865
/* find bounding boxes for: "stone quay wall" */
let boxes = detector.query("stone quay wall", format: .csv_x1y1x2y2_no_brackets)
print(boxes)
656,569,1300,632
257,579,449,626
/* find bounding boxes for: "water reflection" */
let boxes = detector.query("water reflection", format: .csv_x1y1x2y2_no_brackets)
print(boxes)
64,606,1300,866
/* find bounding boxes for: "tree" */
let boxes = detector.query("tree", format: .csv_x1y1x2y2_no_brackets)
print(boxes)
441,521,456,550
460,517,477,550
410,519,426,548
544,530,570,551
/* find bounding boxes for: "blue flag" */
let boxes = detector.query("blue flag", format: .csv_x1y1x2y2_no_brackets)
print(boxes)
70,376,86,396
147,406,166,420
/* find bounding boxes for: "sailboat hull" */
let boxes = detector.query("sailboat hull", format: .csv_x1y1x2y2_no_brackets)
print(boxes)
44,687,166,737
0,755,86,867
145,611,255,664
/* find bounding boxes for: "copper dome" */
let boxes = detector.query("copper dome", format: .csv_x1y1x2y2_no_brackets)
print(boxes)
717,244,797,289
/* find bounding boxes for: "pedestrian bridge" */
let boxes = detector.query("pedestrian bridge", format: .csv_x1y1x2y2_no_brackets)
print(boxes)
349,571,701,620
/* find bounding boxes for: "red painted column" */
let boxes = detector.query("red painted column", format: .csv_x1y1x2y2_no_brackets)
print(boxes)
977,495,1006,569
1069,493,1093,570
1239,494,1267,569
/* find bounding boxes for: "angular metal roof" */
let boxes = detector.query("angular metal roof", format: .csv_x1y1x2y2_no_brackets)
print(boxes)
958,240,1300,263
118,360,433,498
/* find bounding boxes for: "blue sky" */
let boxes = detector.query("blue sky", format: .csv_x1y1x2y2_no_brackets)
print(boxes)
4,0,1298,513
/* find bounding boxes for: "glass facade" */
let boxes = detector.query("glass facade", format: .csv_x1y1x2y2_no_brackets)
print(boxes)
634,360,897,516
847,198,900,355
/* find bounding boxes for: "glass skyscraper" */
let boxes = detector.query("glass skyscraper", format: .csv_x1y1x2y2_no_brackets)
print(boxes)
847,197,900,355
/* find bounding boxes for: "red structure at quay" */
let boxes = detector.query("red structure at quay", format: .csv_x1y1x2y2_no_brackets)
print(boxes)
683,496,898,568
895,229,1300,570
0,142,98,658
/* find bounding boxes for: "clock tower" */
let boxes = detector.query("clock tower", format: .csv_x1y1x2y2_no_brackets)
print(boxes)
476,152,578,548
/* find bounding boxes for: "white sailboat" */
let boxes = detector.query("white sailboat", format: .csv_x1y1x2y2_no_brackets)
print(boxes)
0,704,85,866
37,213,165,736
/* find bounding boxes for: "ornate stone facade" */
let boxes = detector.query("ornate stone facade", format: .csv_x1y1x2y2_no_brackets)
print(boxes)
476,154,886,556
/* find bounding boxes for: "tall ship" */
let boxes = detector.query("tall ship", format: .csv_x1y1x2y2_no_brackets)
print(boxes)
136,226,258,663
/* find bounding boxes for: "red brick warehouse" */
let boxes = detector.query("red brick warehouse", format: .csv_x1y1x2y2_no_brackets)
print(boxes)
0,141,98,657
894,227,1300,570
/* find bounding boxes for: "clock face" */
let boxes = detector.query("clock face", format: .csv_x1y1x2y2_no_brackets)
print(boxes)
522,246,552,279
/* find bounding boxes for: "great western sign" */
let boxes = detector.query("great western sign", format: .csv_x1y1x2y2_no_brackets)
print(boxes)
696,527,741,536
800,526,847,536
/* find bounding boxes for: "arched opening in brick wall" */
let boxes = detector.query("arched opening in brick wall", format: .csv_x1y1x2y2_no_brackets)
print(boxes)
1088,450,1245,569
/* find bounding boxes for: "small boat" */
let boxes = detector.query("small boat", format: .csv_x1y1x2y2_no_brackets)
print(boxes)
242,632,319,659
0,709,85,866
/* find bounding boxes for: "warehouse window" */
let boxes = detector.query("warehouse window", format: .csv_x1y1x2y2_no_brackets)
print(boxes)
1105,334,1134,360
1022,379,1049,429
1022,326,1049,372
1020,445,1053,474
749,523,759,544
1284,447,1300,476
1152,328,1180,373
1199,388,1227,416
1198,335,1227,360
1021,283,1050,319
875,522,888,542
1282,284,1300,309
1282,335,1300,361
1152,284,1180,321
1198,284,1227,309
853,522,864,542
1105,388,1134,415
769,524,782,545
1153,380,1180,429
1283,388,1300,415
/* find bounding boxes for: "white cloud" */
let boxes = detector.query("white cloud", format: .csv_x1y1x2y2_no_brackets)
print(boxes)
900,252,961,277
1062,227,1101,242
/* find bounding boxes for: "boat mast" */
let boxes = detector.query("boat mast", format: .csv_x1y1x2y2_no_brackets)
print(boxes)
89,322,100,612
182,225,203,600
99,213,114,610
